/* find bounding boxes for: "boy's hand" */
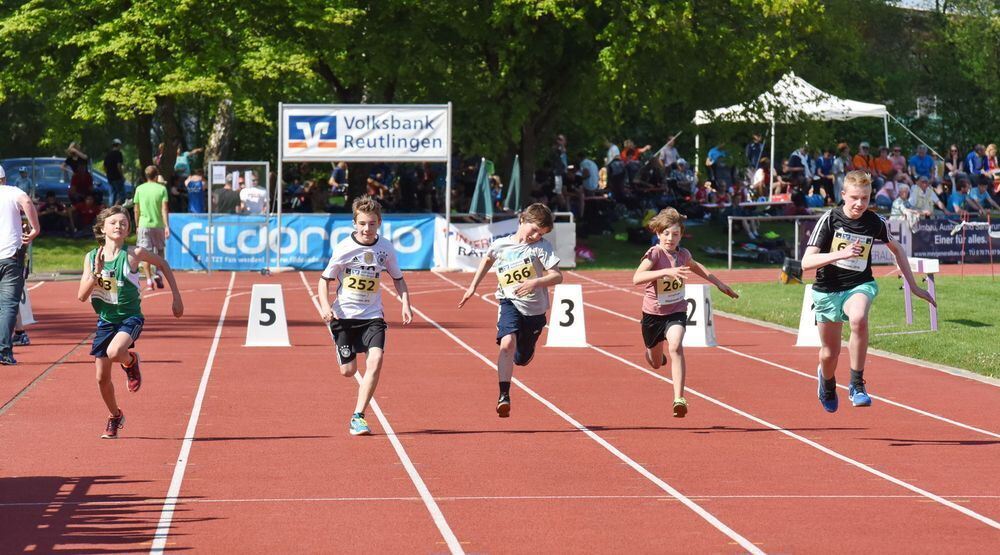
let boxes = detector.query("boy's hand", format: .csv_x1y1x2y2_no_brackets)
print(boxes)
321,307,335,322
514,278,537,297
838,240,864,259
401,303,413,325
664,266,691,281
718,283,739,299
171,296,184,318
458,288,475,308
93,247,105,276
913,287,937,308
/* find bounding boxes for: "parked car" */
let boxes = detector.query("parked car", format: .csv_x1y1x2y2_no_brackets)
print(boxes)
0,157,133,203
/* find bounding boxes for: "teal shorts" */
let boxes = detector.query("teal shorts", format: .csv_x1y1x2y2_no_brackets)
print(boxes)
811,281,879,323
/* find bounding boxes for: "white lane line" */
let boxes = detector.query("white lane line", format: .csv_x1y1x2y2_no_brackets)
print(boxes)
6,494,998,508
427,272,765,554
299,272,464,555
568,293,1000,531
26,281,45,291
150,272,237,554
570,271,1000,439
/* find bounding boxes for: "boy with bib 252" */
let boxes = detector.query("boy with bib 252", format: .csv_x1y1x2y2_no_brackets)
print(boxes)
459,204,563,418
633,208,738,417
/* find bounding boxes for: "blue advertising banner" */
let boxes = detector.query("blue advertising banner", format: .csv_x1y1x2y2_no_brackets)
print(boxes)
910,218,1000,263
166,214,436,271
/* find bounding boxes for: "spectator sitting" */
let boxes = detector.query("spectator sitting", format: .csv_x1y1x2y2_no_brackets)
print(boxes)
185,169,207,213
911,175,950,218
670,158,696,196
239,174,269,214
12,167,33,197
329,161,348,194
986,144,1000,197
967,177,1000,214
69,161,95,205
943,144,964,187
694,181,715,204
72,194,104,232
852,141,873,173
948,179,971,218
814,148,835,202
37,192,75,234
578,152,601,196
890,184,920,227
871,146,894,188
750,158,770,199
874,170,901,210
907,144,935,184
889,146,912,184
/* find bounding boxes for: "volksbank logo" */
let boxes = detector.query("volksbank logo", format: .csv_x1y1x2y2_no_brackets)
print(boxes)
288,115,337,149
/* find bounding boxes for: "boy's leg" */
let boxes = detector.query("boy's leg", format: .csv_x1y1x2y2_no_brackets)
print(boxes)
106,328,142,393
354,348,383,415
645,342,666,369
497,333,516,383
817,322,843,380
665,324,686,401
95,357,120,416
843,291,875,407
105,331,136,366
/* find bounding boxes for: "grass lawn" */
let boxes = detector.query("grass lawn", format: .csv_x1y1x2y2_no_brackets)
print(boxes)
714,275,1000,378
30,235,100,274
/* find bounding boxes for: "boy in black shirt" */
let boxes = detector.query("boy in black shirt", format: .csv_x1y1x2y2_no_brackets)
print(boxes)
802,171,935,412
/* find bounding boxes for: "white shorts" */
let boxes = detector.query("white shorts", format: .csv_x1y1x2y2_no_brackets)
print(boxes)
137,227,166,253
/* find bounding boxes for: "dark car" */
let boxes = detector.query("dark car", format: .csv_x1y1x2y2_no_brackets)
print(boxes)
1,157,133,202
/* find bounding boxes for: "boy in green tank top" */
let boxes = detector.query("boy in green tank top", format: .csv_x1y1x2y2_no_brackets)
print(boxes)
77,206,184,438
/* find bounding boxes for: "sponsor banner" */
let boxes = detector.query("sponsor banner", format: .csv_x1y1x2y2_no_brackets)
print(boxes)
911,218,1000,263
167,214,435,271
282,104,449,162
433,217,577,271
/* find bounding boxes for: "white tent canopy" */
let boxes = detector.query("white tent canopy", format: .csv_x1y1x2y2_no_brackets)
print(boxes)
692,72,889,198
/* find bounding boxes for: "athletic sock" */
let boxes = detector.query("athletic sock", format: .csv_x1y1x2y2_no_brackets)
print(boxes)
823,377,837,391
499,381,511,396
850,369,864,386
353,412,364,419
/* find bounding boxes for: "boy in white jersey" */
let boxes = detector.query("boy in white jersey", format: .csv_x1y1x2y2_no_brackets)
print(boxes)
459,203,562,417
318,196,412,435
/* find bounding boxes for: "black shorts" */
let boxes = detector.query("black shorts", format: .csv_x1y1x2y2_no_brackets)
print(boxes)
91,316,144,357
496,300,547,366
329,318,387,364
641,311,686,348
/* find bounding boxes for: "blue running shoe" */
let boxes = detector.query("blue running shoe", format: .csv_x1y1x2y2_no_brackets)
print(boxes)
349,413,371,436
12,331,30,346
849,380,872,407
817,366,838,413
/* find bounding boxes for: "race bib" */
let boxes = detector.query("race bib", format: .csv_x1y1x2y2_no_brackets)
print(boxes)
91,270,120,305
341,268,380,303
831,229,874,272
656,277,685,305
497,257,534,297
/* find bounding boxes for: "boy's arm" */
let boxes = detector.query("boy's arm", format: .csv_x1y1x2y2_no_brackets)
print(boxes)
687,257,739,299
133,200,141,224
318,277,336,322
458,254,495,307
888,240,936,306
133,247,184,317
77,253,98,301
633,258,689,285
161,199,170,239
801,243,862,272
392,277,412,325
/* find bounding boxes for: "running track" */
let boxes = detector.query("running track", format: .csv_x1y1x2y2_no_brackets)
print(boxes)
1,271,997,553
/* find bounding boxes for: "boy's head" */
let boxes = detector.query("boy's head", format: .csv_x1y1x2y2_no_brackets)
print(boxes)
144,165,159,181
518,203,554,243
93,205,130,243
841,170,872,219
352,195,382,242
648,207,685,250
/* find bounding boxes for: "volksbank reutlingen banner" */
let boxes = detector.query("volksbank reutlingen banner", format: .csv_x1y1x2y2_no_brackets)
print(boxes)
166,214,436,271
281,104,449,162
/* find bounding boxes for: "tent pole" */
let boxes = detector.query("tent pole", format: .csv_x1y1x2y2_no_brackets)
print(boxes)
769,119,776,201
883,115,889,148
694,133,700,181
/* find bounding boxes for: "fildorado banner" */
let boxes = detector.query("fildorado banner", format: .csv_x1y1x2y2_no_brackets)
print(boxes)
167,214,436,271
282,104,449,162
911,218,1000,263
434,217,518,271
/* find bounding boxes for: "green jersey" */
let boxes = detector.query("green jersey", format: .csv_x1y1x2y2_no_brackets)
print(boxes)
89,247,143,323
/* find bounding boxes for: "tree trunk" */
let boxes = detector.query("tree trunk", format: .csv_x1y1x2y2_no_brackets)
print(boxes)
205,98,234,164
157,96,181,183
136,112,154,179
346,163,373,207
519,123,539,204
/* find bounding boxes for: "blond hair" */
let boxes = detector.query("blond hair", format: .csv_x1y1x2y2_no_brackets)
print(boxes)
520,203,554,229
93,205,130,243
648,207,685,234
842,170,873,191
352,195,382,221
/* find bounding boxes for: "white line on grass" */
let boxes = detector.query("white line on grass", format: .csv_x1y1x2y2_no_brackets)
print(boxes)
150,272,236,554
428,272,765,554
437,271,1000,532
570,271,1000,439
298,272,464,555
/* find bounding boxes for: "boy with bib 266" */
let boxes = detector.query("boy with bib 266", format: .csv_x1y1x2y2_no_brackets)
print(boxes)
803,170,935,413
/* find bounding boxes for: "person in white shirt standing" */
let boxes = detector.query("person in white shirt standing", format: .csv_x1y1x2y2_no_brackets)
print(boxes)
0,166,41,365
239,173,269,215
318,196,413,436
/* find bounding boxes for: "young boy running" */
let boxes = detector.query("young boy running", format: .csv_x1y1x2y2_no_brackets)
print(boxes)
77,206,184,438
459,203,562,417
633,207,739,417
318,196,412,436
803,170,935,412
